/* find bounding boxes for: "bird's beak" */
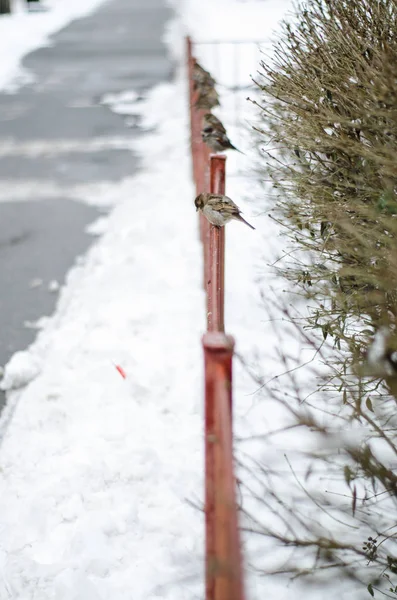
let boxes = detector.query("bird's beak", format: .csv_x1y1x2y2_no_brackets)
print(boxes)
196,206,199,212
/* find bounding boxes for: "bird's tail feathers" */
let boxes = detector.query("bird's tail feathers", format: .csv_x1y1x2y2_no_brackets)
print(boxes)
237,215,255,230
229,142,245,155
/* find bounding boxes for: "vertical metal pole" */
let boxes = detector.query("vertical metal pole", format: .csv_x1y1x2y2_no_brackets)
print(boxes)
186,36,210,288
200,134,211,290
204,333,217,600
186,36,196,182
186,37,207,196
203,332,245,600
207,224,222,332
201,143,211,290
208,155,226,333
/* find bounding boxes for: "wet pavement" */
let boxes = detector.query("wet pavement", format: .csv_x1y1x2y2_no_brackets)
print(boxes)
0,0,173,409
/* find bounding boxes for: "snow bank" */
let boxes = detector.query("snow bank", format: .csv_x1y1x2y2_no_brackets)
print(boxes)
0,72,205,599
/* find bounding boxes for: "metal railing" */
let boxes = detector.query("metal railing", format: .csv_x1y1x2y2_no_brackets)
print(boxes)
187,36,246,600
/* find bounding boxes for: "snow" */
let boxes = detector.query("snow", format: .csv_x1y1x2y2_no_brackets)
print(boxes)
0,79,205,598
0,0,106,91
0,350,40,391
0,0,366,599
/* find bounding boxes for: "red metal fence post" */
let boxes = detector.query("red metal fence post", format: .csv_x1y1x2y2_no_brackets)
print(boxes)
203,332,245,600
207,155,226,332
186,36,195,179
207,224,221,332
186,36,211,287
210,155,226,333
186,37,200,188
186,36,209,198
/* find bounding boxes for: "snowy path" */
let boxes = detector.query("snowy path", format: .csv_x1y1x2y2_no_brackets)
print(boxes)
0,82,205,599
0,0,171,410
0,1,207,597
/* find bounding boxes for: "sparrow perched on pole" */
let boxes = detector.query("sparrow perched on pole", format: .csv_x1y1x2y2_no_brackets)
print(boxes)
192,61,220,109
193,62,216,91
195,86,220,110
201,113,242,153
203,113,226,134
194,193,255,229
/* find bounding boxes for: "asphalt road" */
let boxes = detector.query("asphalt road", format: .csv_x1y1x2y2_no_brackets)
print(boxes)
0,0,173,409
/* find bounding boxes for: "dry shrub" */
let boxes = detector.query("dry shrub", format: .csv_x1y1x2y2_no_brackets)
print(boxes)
246,0,397,596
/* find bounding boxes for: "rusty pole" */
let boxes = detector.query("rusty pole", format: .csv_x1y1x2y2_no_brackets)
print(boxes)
186,36,209,197
203,332,245,600
207,155,226,332
186,36,210,284
186,36,198,186
200,141,211,284
186,37,193,118
187,35,245,600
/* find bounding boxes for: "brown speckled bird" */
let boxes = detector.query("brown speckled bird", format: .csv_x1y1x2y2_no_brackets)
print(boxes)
203,113,226,134
194,193,255,229
201,113,242,153
195,86,220,110
193,62,216,91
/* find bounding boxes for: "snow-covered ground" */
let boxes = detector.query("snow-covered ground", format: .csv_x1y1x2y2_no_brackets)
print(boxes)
0,81,206,599
0,0,362,599
0,0,106,90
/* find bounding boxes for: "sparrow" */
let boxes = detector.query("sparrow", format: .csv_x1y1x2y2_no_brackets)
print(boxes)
202,113,226,134
194,193,255,229
201,113,242,153
193,62,216,91
195,85,220,110
362,327,397,378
